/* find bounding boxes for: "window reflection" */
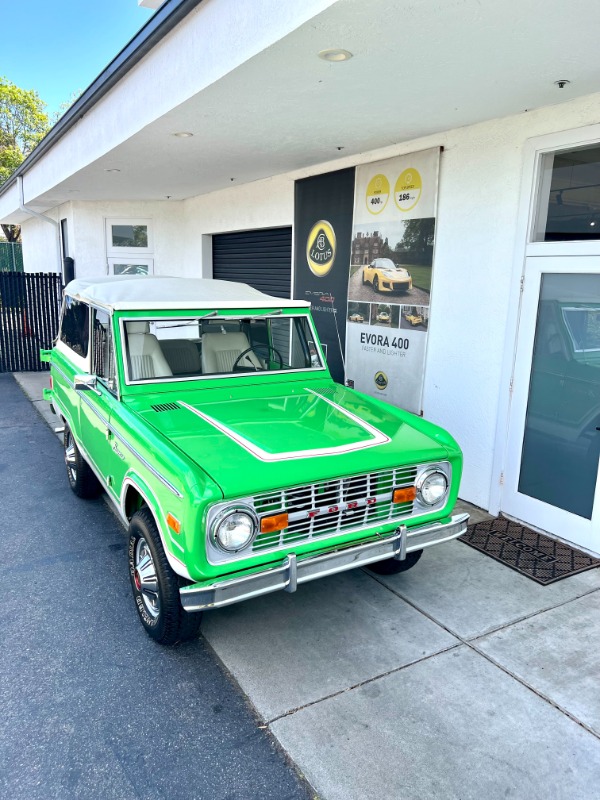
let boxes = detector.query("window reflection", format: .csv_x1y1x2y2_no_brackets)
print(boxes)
111,225,149,248
541,146,600,241
518,274,600,518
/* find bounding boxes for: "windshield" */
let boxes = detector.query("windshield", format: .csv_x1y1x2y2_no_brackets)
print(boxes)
123,314,324,382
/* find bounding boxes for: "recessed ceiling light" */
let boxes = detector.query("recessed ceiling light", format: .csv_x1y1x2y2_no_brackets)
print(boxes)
172,131,194,138
104,168,121,173
318,48,353,62
554,79,570,88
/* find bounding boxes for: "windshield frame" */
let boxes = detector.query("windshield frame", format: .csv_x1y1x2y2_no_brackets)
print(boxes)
119,311,328,386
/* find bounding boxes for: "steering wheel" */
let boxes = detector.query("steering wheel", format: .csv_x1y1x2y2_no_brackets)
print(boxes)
232,344,284,372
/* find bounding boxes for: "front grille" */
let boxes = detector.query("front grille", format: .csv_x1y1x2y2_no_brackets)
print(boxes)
392,281,409,291
250,466,417,552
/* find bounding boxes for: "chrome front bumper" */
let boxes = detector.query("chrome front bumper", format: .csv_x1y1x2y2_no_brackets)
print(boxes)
180,512,469,611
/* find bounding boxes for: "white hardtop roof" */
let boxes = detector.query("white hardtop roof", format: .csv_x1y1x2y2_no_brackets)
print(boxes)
65,276,310,311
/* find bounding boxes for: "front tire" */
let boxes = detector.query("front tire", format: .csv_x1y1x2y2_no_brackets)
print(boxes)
367,549,423,575
64,426,101,498
373,275,380,292
128,507,202,645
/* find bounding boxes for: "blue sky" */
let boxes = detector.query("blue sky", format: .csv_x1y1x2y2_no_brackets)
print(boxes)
2,0,156,116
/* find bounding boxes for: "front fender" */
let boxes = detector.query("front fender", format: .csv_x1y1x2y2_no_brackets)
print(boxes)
120,472,191,579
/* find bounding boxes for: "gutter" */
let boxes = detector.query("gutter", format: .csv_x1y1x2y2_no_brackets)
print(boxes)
0,0,205,200
18,176,62,275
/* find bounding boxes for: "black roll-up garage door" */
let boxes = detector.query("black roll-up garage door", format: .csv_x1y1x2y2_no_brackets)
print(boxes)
212,227,292,299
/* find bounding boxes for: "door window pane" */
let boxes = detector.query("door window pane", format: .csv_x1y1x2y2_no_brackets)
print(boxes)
112,263,150,275
59,297,89,357
106,219,152,256
111,224,148,248
518,273,600,518
107,257,153,276
92,309,116,391
536,145,600,241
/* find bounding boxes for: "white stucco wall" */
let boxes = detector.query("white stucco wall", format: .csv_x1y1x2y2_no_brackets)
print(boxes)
183,176,295,277
19,91,600,513
20,199,188,278
66,200,187,279
20,205,65,275
179,91,600,511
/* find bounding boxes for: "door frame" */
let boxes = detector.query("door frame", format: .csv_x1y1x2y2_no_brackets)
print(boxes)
501,257,600,552
490,121,600,520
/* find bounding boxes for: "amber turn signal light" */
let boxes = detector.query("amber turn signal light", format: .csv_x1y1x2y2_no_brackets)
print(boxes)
166,513,182,534
260,513,289,534
393,487,417,504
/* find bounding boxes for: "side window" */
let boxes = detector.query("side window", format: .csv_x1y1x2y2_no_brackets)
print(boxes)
60,297,90,358
92,309,117,391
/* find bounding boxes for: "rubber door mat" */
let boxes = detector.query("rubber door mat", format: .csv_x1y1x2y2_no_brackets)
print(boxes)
459,516,600,585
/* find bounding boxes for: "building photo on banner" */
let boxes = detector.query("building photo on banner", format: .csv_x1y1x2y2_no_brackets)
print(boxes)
345,147,440,414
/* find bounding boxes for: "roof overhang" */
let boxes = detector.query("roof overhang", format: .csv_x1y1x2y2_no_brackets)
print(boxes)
2,0,600,222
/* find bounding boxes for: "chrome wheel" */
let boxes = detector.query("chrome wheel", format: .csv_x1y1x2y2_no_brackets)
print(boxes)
64,430,77,483
134,536,160,618
63,425,101,498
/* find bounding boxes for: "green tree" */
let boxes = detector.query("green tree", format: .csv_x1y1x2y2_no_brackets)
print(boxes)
380,236,395,260
0,76,50,241
398,218,435,261
51,88,83,125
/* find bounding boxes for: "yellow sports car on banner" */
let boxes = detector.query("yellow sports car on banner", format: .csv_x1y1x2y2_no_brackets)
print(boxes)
362,258,412,294
405,312,424,326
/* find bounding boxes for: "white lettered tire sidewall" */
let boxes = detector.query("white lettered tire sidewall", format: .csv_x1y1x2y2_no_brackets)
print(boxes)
127,507,202,645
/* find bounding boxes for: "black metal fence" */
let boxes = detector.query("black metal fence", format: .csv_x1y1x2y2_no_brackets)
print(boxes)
0,272,63,372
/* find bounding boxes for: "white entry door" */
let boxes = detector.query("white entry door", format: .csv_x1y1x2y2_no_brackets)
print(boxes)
503,256,600,553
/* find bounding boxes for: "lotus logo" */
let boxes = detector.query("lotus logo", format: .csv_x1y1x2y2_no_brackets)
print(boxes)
374,371,388,390
306,220,336,277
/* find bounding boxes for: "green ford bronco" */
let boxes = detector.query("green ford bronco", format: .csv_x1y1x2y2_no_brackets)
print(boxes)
43,276,468,645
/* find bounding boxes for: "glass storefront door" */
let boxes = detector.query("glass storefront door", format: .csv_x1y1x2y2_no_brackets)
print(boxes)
503,258,600,553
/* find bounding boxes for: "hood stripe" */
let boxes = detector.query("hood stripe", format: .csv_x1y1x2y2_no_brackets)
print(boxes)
177,392,390,462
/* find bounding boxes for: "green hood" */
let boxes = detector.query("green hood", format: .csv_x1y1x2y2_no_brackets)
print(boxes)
130,379,452,498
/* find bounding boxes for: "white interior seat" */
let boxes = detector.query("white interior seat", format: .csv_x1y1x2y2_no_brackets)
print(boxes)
201,331,262,374
127,321,173,380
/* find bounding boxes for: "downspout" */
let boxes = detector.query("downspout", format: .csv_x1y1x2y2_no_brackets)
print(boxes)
18,176,63,277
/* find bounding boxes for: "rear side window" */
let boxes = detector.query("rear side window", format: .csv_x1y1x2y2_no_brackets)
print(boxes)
60,297,89,358
92,308,117,391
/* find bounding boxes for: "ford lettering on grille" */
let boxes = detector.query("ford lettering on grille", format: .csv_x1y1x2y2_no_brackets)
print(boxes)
251,466,418,553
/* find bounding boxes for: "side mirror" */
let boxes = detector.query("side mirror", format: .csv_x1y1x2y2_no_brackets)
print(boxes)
74,374,98,392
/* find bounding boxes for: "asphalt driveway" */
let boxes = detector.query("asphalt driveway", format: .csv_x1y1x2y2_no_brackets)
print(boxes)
8,371,600,800
0,373,312,800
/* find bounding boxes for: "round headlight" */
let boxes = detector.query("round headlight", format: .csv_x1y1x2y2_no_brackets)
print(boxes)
213,509,257,552
417,469,448,506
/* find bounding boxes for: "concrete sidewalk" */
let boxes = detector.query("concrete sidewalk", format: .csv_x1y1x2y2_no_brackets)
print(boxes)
13,371,600,799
